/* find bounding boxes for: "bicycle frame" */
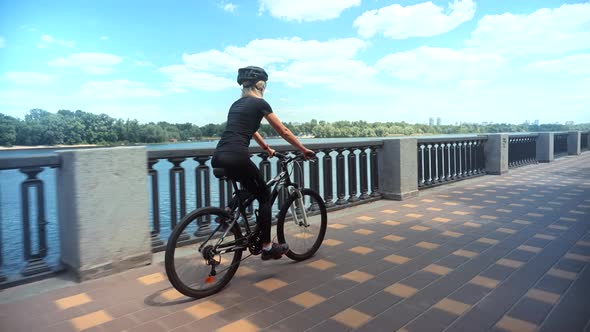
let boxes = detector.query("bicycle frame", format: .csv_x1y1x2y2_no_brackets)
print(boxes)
199,155,307,256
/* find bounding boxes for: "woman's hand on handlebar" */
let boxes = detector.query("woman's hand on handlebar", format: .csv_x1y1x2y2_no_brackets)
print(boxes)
267,147,276,158
302,148,315,160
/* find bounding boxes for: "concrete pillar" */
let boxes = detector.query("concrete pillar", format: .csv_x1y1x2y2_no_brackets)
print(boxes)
57,147,151,281
377,138,418,200
536,132,554,163
484,134,509,175
568,131,581,155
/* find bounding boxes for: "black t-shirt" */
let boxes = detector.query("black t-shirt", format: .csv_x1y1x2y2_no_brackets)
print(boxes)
215,96,273,154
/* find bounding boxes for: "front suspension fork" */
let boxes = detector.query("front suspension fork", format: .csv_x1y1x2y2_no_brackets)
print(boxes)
289,188,309,227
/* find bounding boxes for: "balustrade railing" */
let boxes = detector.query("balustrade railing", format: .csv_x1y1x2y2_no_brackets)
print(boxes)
508,134,538,168
417,136,487,189
553,133,568,157
146,140,382,252
2,131,588,287
0,155,63,287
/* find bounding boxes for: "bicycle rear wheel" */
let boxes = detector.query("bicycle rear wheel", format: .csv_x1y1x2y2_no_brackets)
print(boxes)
164,207,243,298
276,188,327,261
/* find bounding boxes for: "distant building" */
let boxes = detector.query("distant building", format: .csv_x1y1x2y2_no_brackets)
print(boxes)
534,120,539,126
436,117,441,126
429,117,434,126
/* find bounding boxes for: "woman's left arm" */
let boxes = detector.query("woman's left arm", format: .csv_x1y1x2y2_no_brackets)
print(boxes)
253,132,275,156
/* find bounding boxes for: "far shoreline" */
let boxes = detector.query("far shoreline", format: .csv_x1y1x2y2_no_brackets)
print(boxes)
0,144,99,151
0,134,423,152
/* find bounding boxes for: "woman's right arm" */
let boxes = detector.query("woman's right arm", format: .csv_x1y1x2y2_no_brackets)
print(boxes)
264,113,315,159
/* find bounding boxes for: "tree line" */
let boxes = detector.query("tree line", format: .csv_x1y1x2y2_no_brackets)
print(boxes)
1,109,589,147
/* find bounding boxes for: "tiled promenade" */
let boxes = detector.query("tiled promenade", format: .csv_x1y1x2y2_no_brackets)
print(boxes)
1,153,590,332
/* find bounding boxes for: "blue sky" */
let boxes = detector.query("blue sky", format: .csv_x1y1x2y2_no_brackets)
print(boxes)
1,0,589,126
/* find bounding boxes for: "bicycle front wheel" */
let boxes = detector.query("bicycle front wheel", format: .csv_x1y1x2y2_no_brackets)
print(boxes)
276,188,327,261
164,207,243,299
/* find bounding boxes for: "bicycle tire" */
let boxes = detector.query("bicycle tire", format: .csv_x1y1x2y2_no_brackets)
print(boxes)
164,206,243,298
276,188,327,261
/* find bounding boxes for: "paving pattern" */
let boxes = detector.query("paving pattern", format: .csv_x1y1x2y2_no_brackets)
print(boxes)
1,153,590,332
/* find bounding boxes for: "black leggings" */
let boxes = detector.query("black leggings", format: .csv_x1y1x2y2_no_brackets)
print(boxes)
211,152,272,243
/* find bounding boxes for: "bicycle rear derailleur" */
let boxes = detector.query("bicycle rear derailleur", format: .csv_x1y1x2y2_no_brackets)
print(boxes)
202,245,219,277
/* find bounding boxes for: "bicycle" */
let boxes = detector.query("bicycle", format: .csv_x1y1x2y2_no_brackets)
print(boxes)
164,152,328,299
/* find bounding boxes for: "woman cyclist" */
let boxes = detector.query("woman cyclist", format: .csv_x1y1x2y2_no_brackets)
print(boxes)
211,66,316,261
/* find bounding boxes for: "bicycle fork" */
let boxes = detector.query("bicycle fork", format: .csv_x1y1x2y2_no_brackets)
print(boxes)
289,188,310,227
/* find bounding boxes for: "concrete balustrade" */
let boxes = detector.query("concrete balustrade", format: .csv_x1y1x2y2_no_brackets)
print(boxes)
57,147,152,281
484,134,509,175
568,131,581,155
377,138,419,200
536,132,554,163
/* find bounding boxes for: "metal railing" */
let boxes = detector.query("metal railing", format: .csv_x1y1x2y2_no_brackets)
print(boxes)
417,136,487,189
508,134,538,168
0,155,63,287
553,133,568,157
146,141,383,252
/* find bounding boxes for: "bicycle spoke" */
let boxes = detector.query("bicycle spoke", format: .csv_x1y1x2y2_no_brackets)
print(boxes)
165,208,243,298
278,189,327,261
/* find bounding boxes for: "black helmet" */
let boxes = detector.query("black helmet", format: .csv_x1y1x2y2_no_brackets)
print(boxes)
237,66,268,85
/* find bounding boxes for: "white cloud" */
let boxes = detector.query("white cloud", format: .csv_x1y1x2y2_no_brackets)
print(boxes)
80,80,162,100
354,0,475,39
135,60,155,67
227,37,367,63
182,50,241,73
37,34,76,48
223,3,237,12
259,0,360,22
159,65,236,92
0,36,5,48
466,3,590,55
100,36,109,40
4,71,56,85
375,46,505,81
162,37,368,91
527,53,590,76
0,86,165,123
83,103,164,122
273,59,377,88
48,52,123,74
0,89,72,116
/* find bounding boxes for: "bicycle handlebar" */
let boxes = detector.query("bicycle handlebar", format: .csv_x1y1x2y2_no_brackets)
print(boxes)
273,151,288,160
273,151,315,163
